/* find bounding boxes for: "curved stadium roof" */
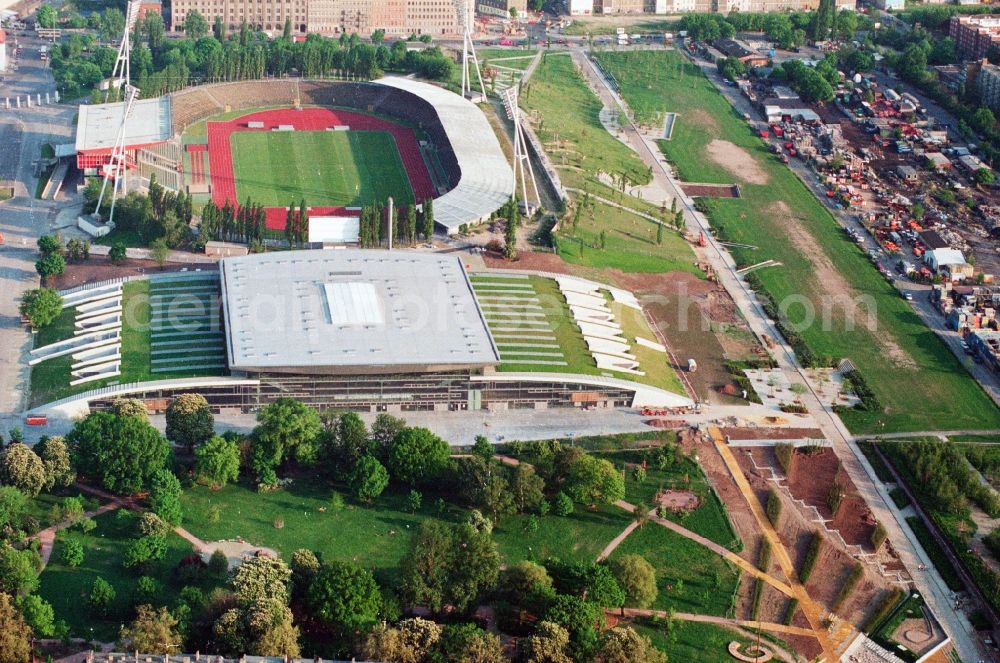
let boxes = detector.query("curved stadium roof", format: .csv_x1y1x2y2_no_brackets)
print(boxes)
378,77,515,234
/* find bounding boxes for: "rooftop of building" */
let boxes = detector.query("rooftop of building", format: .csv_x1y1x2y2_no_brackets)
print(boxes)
376,76,514,233
75,95,173,153
220,249,500,371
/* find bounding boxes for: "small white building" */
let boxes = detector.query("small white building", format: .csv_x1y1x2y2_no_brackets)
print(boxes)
925,248,968,272
568,0,592,15
0,29,7,73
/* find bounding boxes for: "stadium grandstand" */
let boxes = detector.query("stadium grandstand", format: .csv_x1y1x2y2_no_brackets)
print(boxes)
73,77,514,234
30,250,693,423
74,96,177,184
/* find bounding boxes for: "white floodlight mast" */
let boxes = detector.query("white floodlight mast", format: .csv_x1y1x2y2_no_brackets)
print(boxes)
94,85,140,227
502,87,540,211
107,0,143,101
456,0,486,99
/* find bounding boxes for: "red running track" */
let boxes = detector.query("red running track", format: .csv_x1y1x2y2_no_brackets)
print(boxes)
206,108,437,230
186,143,206,186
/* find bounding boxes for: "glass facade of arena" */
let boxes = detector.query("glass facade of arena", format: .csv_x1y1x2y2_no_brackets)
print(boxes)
88,372,636,413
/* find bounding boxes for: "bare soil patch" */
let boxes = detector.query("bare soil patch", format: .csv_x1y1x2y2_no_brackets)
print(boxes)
49,256,209,290
657,489,700,512
680,183,741,198
482,250,572,274
735,448,894,626
705,139,768,185
611,270,763,404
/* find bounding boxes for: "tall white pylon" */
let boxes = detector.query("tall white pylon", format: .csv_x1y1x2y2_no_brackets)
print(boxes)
95,84,140,227
501,86,540,214
455,0,486,100
106,0,143,101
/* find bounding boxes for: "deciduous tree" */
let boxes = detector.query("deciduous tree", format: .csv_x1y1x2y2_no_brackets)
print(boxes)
119,604,181,653
149,469,183,525
18,288,63,329
165,393,215,452
307,561,383,637
67,411,170,494
0,592,32,663
0,444,47,497
348,455,389,502
598,626,666,663
388,427,450,486
194,434,240,487
35,436,74,490
609,554,657,608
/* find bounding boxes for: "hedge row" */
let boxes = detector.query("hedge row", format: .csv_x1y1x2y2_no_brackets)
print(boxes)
842,369,882,412
799,531,822,584
861,588,905,633
831,562,864,613
781,598,799,625
744,273,819,368
766,489,783,527
774,443,794,476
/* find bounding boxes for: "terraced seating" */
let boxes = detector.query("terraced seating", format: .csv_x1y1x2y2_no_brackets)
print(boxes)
148,274,227,374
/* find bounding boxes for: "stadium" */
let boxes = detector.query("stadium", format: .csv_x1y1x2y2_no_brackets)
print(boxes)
29,249,693,422
75,76,515,235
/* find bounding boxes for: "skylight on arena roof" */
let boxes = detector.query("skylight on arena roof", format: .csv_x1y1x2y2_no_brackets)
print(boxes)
323,282,384,327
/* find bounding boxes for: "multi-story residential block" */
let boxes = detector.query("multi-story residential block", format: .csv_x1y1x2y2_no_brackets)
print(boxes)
476,0,527,18
978,61,1000,112
950,14,1000,60
169,0,459,36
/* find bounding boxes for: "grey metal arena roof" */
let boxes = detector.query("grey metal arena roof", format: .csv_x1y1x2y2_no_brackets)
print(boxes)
220,250,500,371
378,77,515,234
75,96,173,153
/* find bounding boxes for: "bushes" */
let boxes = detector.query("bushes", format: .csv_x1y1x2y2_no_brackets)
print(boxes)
750,539,772,621
862,588,905,633
774,444,794,476
827,482,845,515
984,527,1000,559
765,489,782,527
799,531,822,584
871,521,888,551
831,562,863,613
842,369,881,412
745,274,819,368
781,598,799,625
888,487,910,509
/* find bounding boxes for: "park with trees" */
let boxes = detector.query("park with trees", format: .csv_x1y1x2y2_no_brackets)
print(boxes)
0,393,748,661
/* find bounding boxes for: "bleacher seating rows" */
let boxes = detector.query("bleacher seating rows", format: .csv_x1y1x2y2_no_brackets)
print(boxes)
169,80,459,189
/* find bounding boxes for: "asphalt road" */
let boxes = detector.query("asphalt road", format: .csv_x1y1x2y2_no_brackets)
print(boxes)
0,31,76,436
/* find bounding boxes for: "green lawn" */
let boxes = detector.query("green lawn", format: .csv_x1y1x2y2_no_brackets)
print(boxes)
521,53,700,276
635,618,755,663
37,510,197,640
230,130,413,208
180,477,466,586
473,275,687,395
30,279,224,407
610,523,739,617
594,49,1000,434
492,504,633,565
606,450,741,551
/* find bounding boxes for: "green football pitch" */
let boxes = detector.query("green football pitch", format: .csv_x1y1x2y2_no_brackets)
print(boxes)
229,130,414,208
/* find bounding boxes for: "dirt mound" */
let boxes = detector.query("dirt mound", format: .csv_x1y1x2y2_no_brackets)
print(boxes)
482,251,572,274
705,139,768,185
657,489,701,512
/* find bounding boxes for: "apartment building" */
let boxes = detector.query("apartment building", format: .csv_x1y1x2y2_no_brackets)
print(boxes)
477,0,527,18
169,0,459,36
950,14,1000,60
978,61,1000,113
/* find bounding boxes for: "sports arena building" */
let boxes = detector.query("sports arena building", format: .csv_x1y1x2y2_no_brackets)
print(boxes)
73,77,514,234
32,250,692,422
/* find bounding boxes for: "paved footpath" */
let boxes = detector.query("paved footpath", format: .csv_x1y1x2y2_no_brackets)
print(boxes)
574,44,987,662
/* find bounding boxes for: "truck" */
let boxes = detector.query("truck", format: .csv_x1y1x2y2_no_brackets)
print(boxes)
39,45,47,61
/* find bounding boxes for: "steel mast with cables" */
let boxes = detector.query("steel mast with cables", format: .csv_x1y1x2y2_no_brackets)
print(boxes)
455,0,486,101
501,86,539,214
